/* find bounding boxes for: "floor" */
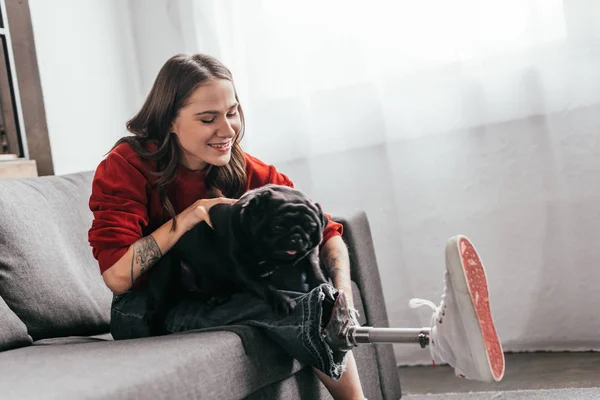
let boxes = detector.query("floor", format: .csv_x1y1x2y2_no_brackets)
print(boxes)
398,352,600,396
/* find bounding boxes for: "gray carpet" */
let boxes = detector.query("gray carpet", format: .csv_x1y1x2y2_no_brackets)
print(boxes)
404,387,600,399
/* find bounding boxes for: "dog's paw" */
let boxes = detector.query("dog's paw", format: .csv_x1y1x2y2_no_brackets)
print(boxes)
207,294,231,308
271,293,297,316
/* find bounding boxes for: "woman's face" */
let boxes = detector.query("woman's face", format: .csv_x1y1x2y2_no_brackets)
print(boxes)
171,79,241,171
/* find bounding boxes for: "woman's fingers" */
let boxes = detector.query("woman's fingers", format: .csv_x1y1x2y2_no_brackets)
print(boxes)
195,205,212,228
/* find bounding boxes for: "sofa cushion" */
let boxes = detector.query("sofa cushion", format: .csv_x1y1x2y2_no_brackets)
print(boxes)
0,172,112,340
0,327,308,400
0,295,32,351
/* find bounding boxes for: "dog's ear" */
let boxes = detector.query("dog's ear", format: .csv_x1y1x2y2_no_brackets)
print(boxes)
240,189,272,221
314,202,328,230
208,203,233,236
249,189,272,210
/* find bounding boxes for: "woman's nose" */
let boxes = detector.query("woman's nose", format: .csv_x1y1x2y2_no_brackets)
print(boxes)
218,117,236,137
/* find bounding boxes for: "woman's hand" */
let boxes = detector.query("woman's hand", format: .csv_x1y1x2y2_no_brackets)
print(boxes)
177,197,237,232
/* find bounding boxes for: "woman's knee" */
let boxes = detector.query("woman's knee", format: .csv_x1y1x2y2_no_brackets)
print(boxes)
110,292,151,340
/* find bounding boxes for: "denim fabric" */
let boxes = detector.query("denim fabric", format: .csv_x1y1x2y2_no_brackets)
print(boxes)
110,283,348,380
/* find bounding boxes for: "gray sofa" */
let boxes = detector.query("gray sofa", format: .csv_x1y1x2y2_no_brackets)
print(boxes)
0,171,402,400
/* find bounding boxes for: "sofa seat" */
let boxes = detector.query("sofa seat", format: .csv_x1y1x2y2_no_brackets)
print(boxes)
0,284,371,400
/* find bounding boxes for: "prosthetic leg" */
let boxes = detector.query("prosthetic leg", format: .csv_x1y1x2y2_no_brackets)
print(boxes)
348,326,431,349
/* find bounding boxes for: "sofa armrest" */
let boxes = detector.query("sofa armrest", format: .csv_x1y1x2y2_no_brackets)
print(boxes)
333,210,390,328
333,210,403,400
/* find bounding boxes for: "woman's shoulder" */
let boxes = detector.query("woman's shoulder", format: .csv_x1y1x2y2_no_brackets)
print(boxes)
243,152,293,188
243,152,276,178
95,139,158,185
109,140,157,162
243,151,269,168
103,140,157,172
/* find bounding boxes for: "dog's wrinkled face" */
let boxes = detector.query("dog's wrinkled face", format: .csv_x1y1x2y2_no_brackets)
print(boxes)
237,185,328,262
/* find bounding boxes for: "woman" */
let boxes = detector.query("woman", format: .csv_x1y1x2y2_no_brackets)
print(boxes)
88,53,366,399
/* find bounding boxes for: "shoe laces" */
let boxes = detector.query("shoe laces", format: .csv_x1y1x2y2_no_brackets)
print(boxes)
409,277,449,364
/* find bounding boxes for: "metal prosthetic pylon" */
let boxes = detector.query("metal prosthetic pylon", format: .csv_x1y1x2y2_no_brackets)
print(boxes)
347,327,432,349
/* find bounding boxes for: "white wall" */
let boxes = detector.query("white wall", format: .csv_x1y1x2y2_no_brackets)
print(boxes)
28,0,141,175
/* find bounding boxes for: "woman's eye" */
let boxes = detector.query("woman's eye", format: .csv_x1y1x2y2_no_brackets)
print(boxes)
201,119,215,124
226,111,238,117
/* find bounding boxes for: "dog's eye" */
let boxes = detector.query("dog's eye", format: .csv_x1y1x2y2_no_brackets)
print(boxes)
273,225,285,233
306,221,317,229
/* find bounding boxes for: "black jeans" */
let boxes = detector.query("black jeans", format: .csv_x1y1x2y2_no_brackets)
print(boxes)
110,283,348,380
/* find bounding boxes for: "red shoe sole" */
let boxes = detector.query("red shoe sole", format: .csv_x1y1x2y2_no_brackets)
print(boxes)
458,236,505,381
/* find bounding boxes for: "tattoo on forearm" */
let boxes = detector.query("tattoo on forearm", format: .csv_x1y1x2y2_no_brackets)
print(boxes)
325,249,342,278
130,235,162,285
323,246,352,288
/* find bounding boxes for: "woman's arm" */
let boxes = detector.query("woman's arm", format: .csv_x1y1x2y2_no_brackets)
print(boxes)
101,218,182,294
320,235,354,308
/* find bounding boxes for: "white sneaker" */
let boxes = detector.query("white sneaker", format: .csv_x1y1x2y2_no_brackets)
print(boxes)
410,235,505,383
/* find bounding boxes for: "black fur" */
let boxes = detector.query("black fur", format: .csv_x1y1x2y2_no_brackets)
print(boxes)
144,184,329,335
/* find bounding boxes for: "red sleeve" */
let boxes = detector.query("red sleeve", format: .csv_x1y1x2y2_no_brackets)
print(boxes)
88,145,149,274
244,153,343,244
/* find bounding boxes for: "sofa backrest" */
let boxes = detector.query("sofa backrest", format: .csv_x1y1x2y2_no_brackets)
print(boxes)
0,171,112,343
0,295,32,351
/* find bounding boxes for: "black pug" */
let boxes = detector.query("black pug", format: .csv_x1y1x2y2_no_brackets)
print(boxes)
144,184,330,335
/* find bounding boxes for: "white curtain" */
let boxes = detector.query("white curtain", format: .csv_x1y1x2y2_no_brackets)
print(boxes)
132,0,600,365
186,0,600,159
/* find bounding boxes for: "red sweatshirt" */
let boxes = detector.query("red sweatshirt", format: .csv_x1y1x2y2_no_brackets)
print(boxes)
88,142,342,289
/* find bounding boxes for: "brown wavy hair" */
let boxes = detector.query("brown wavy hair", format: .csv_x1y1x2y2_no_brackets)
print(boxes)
113,53,247,230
